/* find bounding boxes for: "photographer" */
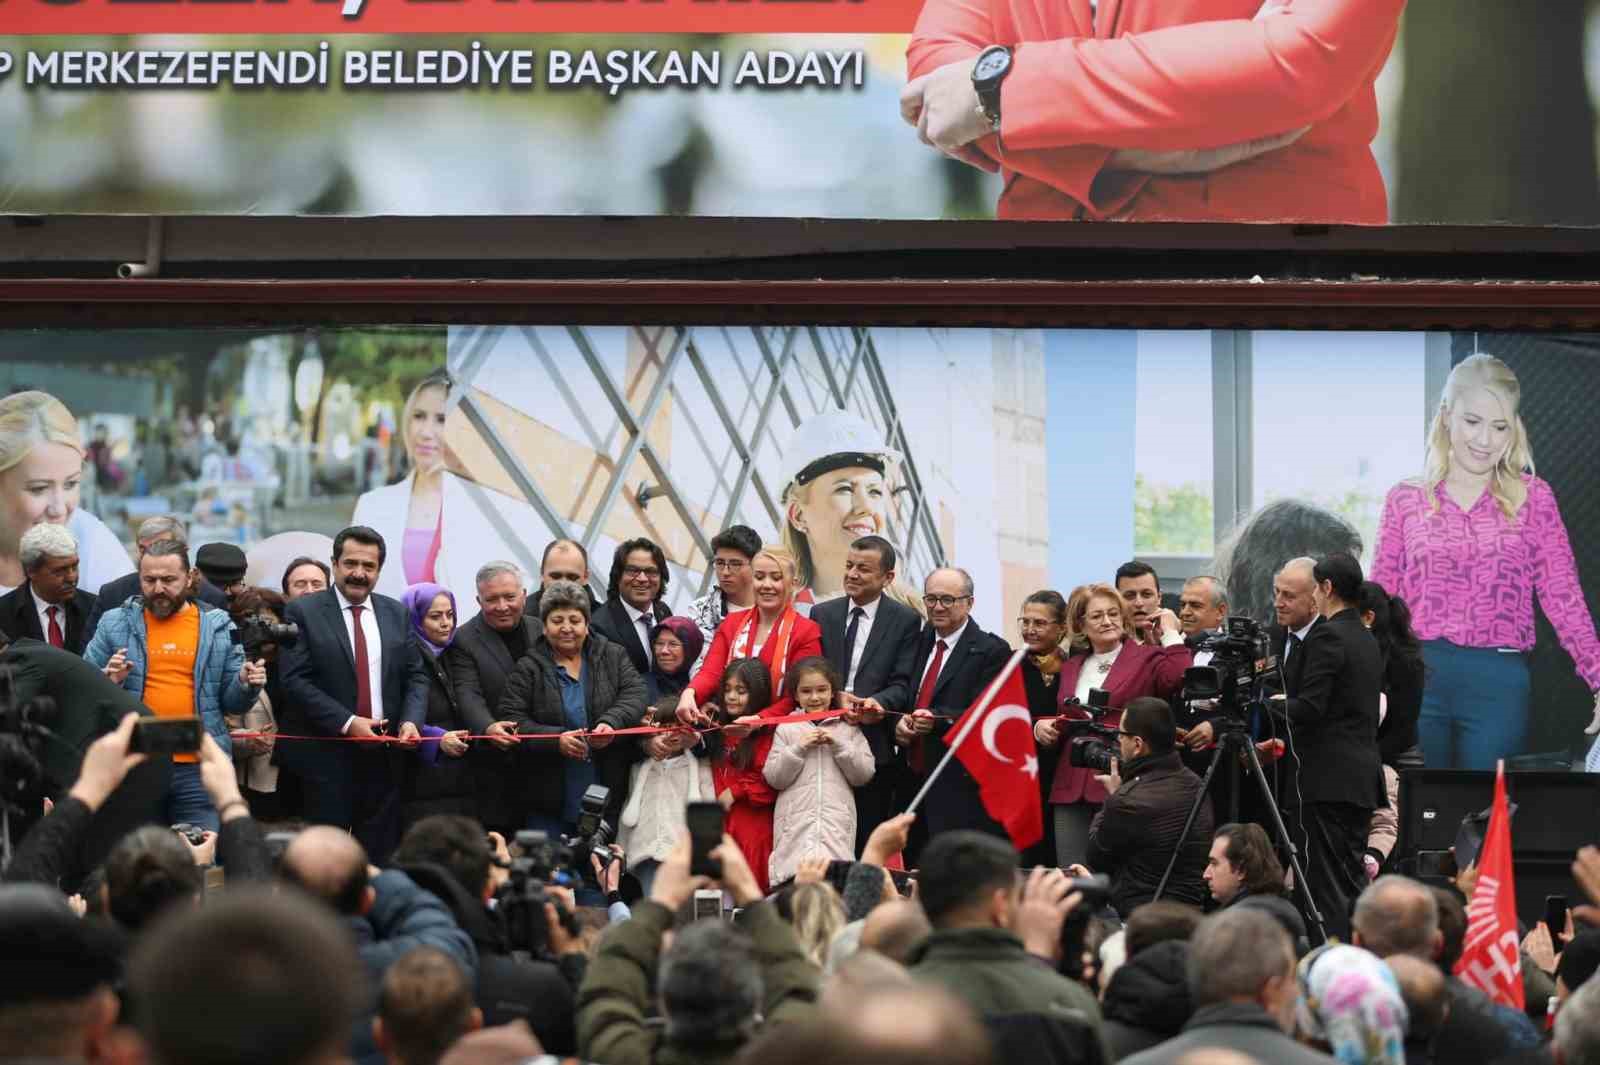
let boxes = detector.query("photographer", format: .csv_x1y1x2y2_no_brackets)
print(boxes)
577,831,819,1065
391,814,582,1055
1080,697,1213,916
1269,554,1383,944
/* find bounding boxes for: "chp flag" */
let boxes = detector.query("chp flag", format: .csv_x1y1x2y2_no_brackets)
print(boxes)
941,649,1043,851
1454,759,1524,1011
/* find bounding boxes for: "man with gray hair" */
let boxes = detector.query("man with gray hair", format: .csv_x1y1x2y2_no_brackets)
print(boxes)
895,566,1011,854
84,513,228,643
445,560,537,833
1119,908,1331,1065
1556,976,1600,1065
0,522,96,654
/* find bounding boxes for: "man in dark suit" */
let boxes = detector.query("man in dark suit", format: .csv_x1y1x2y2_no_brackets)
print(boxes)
279,526,429,862
0,523,96,656
84,515,228,644
813,534,921,850
589,537,671,679
1268,553,1383,944
894,566,1011,857
445,559,540,834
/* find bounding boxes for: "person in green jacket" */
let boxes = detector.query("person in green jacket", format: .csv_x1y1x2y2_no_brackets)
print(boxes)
910,831,1113,1065
576,832,818,1065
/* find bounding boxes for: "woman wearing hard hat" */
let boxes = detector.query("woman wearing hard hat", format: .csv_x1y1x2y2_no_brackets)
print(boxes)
778,410,905,609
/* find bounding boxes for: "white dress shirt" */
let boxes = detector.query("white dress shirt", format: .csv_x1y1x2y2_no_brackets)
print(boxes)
842,595,881,692
337,586,386,732
30,586,63,645
918,618,969,697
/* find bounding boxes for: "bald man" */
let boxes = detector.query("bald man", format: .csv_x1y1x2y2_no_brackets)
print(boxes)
860,900,933,965
280,827,476,1064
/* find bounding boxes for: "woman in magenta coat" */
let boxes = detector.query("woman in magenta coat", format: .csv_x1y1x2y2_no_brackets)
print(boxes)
1034,582,1191,867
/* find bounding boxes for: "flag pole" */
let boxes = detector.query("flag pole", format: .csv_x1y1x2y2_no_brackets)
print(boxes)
903,648,1027,817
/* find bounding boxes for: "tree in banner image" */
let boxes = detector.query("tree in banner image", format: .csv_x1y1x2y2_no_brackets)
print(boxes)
1455,760,1524,1011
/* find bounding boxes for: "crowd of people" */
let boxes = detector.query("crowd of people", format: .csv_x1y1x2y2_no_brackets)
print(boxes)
3,351,1600,1064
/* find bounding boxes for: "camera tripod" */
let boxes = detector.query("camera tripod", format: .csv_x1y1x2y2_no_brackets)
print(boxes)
1152,715,1327,945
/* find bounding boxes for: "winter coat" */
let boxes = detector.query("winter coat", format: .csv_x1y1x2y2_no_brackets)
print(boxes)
909,927,1112,1065
84,597,253,756
496,632,648,824
1086,749,1213,916
1101,941,1193,1060
618,749,715,869
764,714,874,886
1117,1002,1335,1065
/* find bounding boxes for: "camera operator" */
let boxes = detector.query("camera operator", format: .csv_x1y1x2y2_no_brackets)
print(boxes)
1268,553,1383,944
391,814,582,1056
1078,697,1213,915
577,830,819,1065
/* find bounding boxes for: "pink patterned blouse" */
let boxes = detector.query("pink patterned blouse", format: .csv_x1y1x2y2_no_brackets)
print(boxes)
1371,475,1600,690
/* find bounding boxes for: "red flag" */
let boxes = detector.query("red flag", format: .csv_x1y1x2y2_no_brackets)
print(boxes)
1454,761,1524,1011
943,652,1043,851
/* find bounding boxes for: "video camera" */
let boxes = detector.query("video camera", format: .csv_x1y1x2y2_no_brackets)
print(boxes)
230,614,299,659
496,830,582,958
1063,688,1121,774
1182,615,1273,722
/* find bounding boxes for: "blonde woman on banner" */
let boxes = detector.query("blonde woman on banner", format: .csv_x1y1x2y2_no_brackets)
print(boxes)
1372,353,1600,770
778,408,923,616
351,370,545,621
0,391,133,595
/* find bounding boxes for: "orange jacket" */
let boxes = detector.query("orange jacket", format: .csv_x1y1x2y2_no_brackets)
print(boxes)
906,0,1404,222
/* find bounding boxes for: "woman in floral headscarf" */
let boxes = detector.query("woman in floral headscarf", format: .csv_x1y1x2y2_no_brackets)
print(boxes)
399,581,474,830
1295,944,1408,1065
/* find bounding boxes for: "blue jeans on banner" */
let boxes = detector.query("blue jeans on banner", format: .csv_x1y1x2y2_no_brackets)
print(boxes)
165,763,220,832
1418,640,1530,770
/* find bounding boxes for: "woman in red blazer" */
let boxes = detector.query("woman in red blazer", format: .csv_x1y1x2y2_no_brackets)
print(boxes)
903,0,1404,223
678,544,822,724
1034,582,1191,867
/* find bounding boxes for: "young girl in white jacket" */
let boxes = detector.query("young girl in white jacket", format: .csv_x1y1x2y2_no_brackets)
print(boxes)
764,656,874,886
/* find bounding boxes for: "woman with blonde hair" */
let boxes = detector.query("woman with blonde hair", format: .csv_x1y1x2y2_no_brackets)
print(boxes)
0,391,133,594
1034,581,1191,867
677,544,823,725
351,369,546,617
1372,353,1600,769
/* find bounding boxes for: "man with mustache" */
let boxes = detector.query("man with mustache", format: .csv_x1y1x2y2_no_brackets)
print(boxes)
85,538,264,830
0,522,97,656
279,525,430,862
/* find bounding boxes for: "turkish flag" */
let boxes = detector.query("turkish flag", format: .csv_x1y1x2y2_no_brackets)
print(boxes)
1454,761,1524,1011
943,651,1043,852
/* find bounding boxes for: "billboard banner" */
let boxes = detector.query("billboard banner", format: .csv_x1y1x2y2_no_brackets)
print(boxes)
5,324,1600,773
5,1,1600,224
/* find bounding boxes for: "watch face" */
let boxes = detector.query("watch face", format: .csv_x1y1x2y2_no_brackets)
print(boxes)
974,49,1010,81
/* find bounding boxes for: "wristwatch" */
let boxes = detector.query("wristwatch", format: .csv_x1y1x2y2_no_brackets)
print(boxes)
971,44,1013,131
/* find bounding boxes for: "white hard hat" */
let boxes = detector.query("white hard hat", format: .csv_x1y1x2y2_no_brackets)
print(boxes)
779,409,902,495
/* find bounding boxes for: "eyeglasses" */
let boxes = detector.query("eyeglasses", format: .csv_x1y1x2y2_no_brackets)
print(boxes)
711,559,748,572
623,566,660,579
923,594,972,608
1016,618,1058,631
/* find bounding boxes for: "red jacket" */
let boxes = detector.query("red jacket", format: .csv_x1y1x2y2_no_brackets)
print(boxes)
1049,637,1192,805
689,607,823,706
907,0,1403,222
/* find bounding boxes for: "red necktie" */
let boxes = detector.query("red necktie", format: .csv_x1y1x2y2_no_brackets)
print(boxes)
350,605,373,719
910,638,947,773
46,606,63,649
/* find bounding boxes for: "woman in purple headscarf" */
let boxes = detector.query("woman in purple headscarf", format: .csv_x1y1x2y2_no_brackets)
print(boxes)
400,581,475,831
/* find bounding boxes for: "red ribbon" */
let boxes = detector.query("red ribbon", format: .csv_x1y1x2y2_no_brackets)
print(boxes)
235,706,859,743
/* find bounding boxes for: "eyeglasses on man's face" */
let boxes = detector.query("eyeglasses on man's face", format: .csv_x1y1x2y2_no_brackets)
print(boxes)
623,565,660,579
711,558,748,572
923,594,972,608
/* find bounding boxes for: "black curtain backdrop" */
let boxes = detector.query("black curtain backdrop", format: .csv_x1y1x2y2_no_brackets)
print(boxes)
1452,333,1600,758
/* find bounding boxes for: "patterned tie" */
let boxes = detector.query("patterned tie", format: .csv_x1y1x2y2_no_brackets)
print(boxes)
46,606,63,649
351,605,373,719
840,606,864,683
910,638,947,773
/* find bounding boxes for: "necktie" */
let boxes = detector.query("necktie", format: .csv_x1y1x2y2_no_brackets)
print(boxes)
1284,632,1302,689
910,638,947,773
351,605,373,719
840,606,864,682
638,611,654,667
46,606,63,649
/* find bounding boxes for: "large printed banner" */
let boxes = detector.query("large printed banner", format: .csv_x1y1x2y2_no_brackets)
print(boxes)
4,1,1599,223
4,326,1600,772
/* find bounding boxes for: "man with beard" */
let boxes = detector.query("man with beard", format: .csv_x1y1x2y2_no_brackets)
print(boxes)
279,526,429,862
85,539,265,829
